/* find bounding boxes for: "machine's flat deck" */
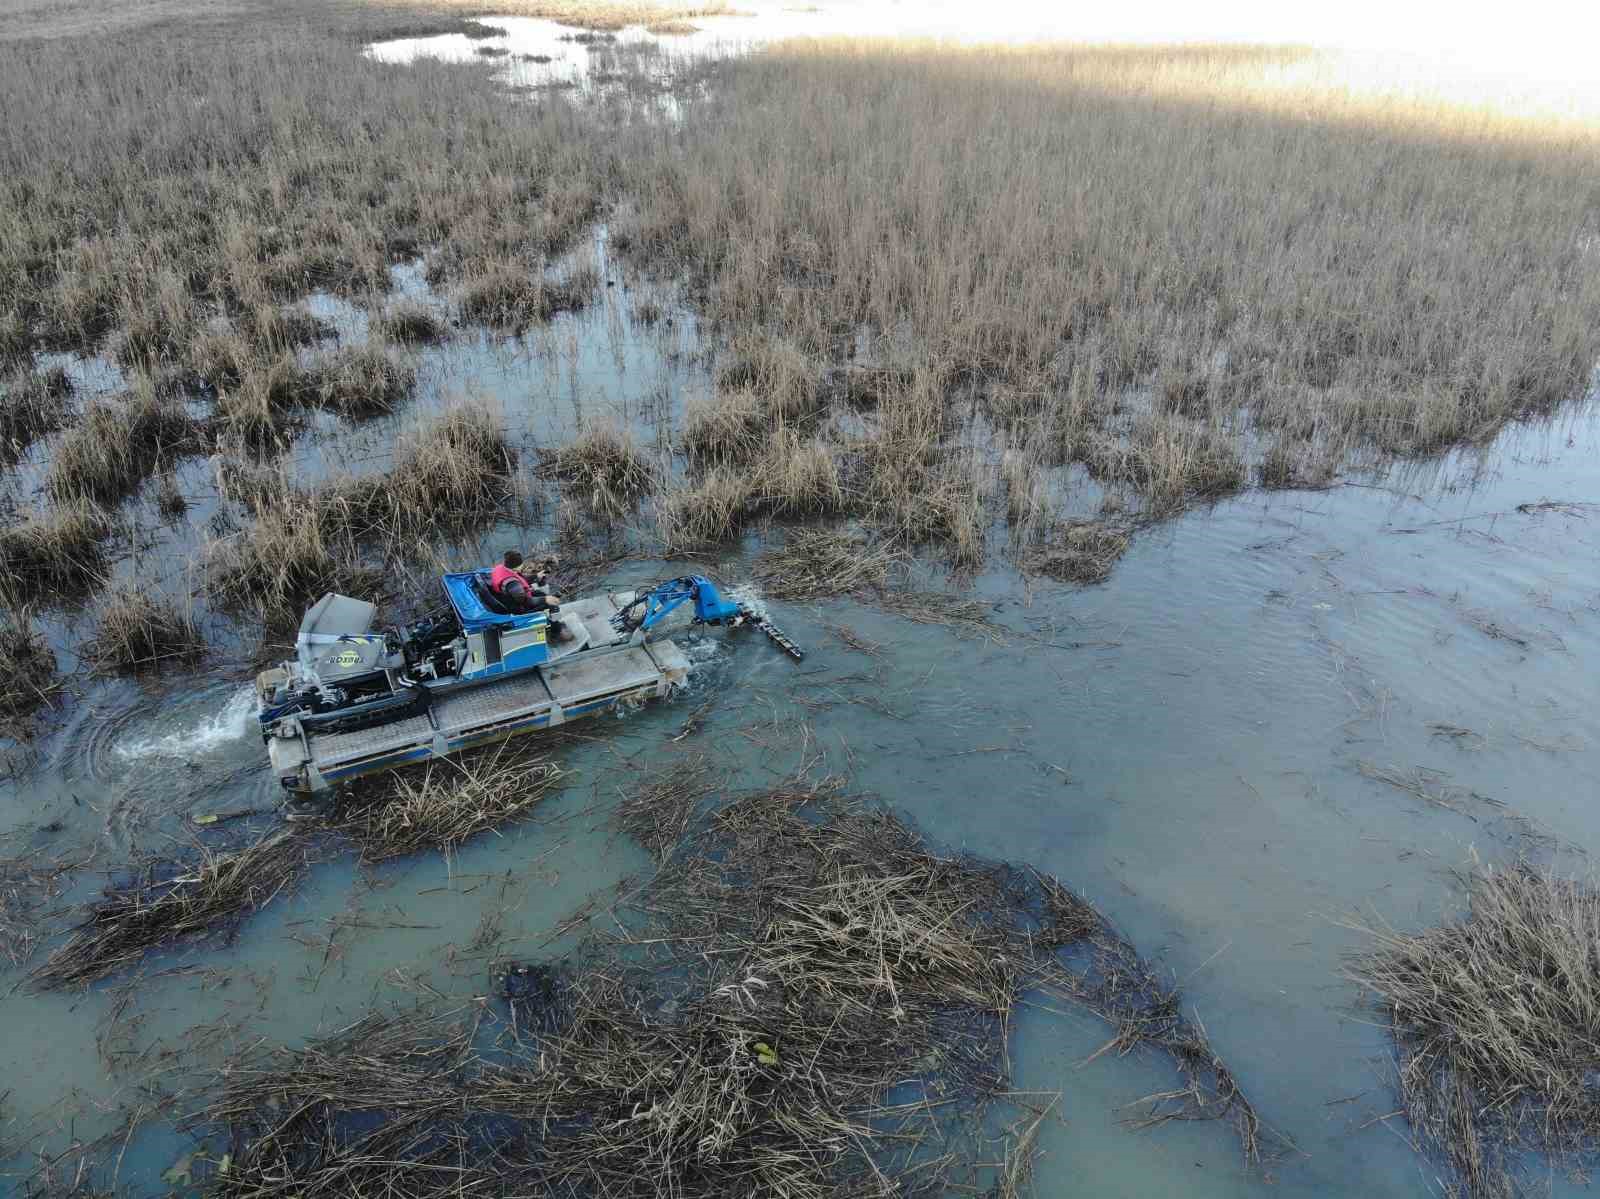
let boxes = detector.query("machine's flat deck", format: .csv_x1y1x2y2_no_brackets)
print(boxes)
267,626,691,792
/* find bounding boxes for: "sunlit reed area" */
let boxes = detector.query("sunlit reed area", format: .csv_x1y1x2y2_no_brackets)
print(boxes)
2,25,1592,595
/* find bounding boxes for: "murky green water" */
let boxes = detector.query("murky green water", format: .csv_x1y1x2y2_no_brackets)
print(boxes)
4,18,1600,1199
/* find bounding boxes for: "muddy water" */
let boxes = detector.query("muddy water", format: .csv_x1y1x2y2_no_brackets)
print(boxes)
5,24,1600,1199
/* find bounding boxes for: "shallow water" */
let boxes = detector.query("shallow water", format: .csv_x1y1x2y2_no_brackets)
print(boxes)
4,19,1600,1199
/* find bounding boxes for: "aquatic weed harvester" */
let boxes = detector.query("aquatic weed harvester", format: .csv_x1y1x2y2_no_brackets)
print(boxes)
256,572,801,796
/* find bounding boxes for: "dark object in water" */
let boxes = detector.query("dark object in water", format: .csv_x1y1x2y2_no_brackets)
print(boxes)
496,961,566,1036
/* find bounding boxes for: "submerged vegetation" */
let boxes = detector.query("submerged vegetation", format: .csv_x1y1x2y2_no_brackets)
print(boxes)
1349,864,1600,1199
192,785,1273,1197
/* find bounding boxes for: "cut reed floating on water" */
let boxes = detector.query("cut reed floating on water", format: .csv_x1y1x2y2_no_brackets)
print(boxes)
29,830,308,990
752,528,906,600
612,753,723,861
194,786,1279,1198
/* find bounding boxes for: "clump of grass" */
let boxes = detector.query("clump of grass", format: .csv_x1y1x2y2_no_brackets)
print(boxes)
375,302,450,344
29,831,307,990
389,403,517,526
1022,522,1131,584
541,421,655,517
0,611,60,724
1347,863,1600,1198
45,383,206,505
114,267,196,368
717,335,821,423
752,428,845,516
645,19,700,34
0,502,110,598
205,505,380,629
155,474,189,520
657,466,754,549
460,262,592,327
86,592,205,674
659,428,848,550
331,744,566,863
681,388,765,461
241,304,335,352
753,528,906,600
1083,416,1246,514
215,352,304,449
301,343,416,419
0,364,71,462
186,329,253,391
0,308,29,364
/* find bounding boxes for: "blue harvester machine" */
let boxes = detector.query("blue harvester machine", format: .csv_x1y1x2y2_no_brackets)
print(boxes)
256,572,801,794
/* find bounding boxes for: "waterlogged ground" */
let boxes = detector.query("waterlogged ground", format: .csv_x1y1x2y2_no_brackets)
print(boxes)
4,17,1600,1199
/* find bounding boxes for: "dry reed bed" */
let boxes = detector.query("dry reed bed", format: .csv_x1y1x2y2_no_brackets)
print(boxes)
1347,864,1600,1199
191,785,1275,1197
609,41,1600,549
28,830,307,990
0,24,608,409
330,743,567,862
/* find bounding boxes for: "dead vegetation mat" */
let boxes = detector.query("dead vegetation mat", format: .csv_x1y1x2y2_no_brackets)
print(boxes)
191,785,1281,1197
29,830,307,990
1348,863,1600,1199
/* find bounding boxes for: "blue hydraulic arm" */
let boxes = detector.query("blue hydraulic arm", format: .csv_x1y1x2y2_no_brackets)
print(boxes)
611,576,804,660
